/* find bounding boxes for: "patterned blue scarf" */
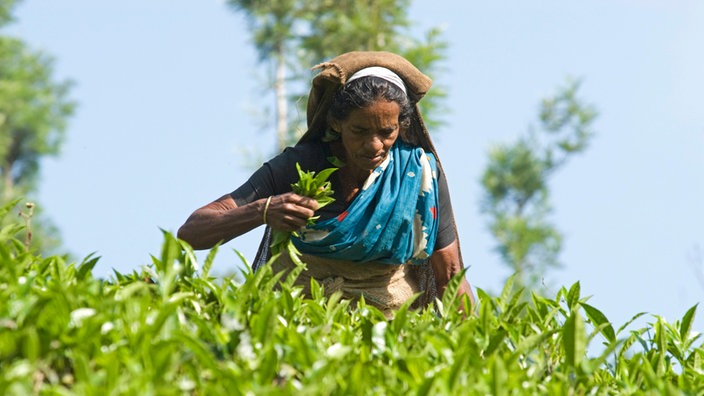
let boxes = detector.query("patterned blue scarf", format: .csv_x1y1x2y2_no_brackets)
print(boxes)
292,141,439,265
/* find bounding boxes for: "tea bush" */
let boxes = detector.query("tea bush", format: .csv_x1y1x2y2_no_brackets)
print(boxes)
1,200,702,395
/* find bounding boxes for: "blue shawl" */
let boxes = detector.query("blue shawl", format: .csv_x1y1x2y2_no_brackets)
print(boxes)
292,141,439,265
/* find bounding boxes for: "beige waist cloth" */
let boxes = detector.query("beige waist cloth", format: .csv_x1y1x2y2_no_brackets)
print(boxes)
273,253,421,318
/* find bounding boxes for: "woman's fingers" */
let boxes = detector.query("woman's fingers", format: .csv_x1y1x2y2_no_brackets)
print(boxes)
267,193,319,231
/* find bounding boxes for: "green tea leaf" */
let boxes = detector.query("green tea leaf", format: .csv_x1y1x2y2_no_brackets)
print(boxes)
76,253,100,280
327,156,346,168
581,302,615,343
679,304,698,342
566,281,581,310
562,311,586,369
272,163,337,265
491,357,508,396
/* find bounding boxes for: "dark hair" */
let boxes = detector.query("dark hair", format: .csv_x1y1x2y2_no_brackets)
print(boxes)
328,76,414,136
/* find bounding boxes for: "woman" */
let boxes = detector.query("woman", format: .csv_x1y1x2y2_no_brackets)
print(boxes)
178,51,474,316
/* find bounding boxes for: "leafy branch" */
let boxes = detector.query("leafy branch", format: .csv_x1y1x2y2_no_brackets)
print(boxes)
480,79,597,291
270,163,337,266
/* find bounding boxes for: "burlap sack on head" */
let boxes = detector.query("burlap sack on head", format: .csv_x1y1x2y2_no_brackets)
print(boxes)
298,51,437,155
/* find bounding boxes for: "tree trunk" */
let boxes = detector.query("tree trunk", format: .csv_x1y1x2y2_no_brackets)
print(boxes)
274,46,288,152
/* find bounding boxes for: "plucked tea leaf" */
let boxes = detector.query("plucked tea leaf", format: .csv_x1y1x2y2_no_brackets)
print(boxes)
327,156,346,168
271,163,337,264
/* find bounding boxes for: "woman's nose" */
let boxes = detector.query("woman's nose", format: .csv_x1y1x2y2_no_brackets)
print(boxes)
364,135,383,151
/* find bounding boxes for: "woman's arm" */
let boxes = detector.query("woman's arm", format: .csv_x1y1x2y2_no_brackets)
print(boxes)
177,192,319,250
430,240,476,312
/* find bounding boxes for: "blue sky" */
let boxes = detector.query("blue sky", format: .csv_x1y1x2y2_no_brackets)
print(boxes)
8,1,704,333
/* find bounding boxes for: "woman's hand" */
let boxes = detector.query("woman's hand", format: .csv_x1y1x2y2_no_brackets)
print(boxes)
178,192,318,250
263,192,319,232
430,240,476,314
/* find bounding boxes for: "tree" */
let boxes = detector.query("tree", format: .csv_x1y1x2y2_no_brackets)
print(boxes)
0,0,76,253
480,80,597,291
227,0,448,152
295,0,448,138
227,0,302,152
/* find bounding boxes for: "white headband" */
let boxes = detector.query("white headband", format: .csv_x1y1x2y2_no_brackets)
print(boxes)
346,66,407,95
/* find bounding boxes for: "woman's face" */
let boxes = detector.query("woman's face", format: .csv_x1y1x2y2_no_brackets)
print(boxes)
332,99,401,173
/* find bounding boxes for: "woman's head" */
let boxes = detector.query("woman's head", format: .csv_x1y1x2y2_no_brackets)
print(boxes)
328,72,414,139
300,52,434,151
326,68,416,173
330,98,401,173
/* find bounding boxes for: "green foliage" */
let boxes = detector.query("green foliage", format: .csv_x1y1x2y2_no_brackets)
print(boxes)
1,200,702,394
0,0,17,27
0,18,76,198
270,163,336,265
481,79,597,291
0,0,76,254
296,0,449,132
227,0,449,152
289,163,337,213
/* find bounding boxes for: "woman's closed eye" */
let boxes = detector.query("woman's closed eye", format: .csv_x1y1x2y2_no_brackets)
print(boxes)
378,127,397,137
352,128,396,138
